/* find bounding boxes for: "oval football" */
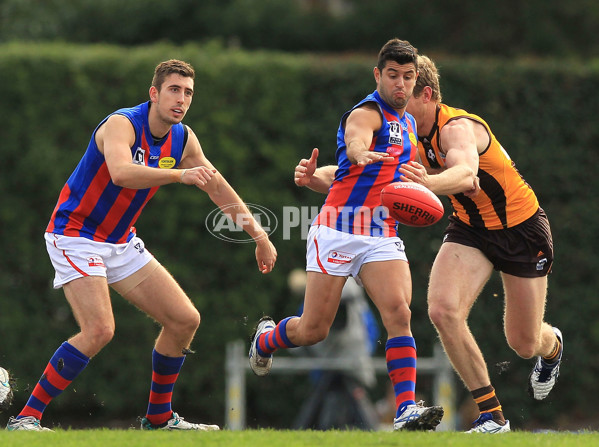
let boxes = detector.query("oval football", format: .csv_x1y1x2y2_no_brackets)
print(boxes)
380,182,444,227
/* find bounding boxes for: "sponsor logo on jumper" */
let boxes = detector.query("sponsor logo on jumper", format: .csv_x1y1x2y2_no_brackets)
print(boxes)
427,148,436,163
388,121,403,146
159,157,176,169
133,147,145,165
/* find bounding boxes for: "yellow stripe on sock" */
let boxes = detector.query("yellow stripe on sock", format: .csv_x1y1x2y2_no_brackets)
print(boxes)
474,391,496,404
543,338,561,362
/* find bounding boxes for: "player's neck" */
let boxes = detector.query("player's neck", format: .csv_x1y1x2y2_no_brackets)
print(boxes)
147,105,173,140
422,102,442,136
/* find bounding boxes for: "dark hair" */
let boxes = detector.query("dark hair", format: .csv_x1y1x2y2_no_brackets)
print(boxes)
377,38,419,71
151,59,195,91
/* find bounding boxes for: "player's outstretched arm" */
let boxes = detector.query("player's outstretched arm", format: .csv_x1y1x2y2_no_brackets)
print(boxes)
294,148,337,193
102,114,203,188
180,127,277,274
400,120,480,197
344,107,394,167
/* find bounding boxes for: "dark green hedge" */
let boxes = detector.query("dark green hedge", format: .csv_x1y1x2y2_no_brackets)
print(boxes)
0,42,597,430
2,1,599,58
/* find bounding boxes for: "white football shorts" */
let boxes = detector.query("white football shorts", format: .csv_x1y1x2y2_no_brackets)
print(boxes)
45,232,154,289
305,225,408,278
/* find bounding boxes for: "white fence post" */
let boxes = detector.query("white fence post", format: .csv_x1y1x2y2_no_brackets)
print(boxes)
225,339,246,430
431,342,456,431
225,339,457,430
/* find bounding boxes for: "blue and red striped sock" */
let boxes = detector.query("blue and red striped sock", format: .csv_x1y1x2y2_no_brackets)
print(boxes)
386,336,417,417
256,316,299,357
145,349,185,426
18,341,89,420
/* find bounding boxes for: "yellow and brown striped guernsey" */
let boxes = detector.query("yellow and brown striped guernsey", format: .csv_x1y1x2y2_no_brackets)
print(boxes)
417,104,539,230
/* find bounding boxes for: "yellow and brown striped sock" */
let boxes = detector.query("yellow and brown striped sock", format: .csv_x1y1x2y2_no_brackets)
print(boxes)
471,385,505,425
543,335,562,363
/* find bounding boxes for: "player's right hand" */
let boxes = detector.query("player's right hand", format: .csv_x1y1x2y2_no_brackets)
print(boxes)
353,150,395,167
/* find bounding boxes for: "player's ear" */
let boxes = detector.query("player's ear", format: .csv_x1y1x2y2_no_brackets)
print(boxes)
423,86,434,103
373,66,381,83
149,85,159,103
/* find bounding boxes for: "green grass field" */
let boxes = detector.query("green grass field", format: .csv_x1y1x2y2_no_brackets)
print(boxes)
0,429,597,447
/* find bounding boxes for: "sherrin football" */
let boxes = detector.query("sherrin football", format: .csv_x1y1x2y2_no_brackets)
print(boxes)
380,182,444,227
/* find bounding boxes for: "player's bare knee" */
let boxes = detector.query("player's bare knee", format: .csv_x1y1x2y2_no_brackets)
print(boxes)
83,324,115,350
428,302,459,331
428,302,467,338
175,309,201,336
190,309,201,331
507,336,537,359
381,304,411,332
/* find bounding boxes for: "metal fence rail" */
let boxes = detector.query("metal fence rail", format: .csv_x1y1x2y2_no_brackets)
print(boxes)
225,339,457,431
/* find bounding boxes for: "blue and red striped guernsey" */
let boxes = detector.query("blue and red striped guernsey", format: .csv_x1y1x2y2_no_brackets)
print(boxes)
46,101,186,244
314,90,418,237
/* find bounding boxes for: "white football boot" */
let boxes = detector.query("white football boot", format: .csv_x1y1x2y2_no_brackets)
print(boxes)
529,327,563,400
249,316,276,376
6,416,53,432
0,367,13,411
140,412,220,431
466,412,511,433
393,401,444,431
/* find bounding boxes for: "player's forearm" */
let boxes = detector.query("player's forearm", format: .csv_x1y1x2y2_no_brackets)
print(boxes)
208,183,268,241
427,165,476,196
306,165,336,193
109,163,182,189
345,139,367,165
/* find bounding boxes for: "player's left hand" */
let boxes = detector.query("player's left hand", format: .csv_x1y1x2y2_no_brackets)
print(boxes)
295,148,319,187
399,160,429,186
255,237,277,274
181,166,217,187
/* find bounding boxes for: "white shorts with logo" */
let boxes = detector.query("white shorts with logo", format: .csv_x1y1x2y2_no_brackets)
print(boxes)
45,232,154,289
305,225,408,279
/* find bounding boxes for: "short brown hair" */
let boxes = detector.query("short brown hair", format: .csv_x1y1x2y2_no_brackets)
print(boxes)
377,38,418,71
413,55,442,102
151,59,195,91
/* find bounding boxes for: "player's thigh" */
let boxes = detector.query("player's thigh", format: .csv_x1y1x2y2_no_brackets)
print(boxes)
121,262,199,327
110,257,160,297
429,242,493,314
300,271,346,332
502,273,547,340
359,259,411,313
62,275,115,330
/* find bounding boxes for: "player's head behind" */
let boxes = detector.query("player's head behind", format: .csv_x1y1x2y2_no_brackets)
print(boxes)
151,59,195,92
377,38,419,71
413,55,442,102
